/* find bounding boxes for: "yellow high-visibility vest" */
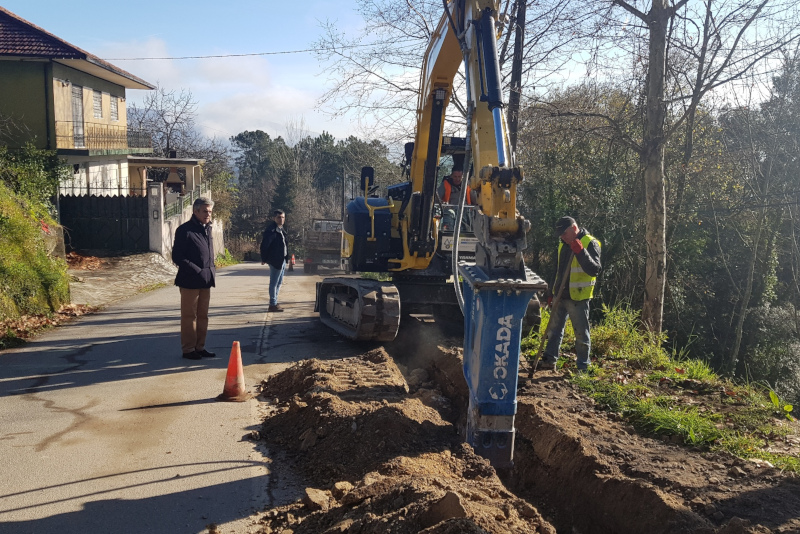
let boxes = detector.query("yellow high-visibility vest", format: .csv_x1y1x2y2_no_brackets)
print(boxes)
558,233,600,301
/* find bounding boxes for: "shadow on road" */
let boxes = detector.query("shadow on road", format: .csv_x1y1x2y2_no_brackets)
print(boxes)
0,460,299,534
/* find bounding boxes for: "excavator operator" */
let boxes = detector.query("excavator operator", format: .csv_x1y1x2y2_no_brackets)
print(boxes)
437,154,473,204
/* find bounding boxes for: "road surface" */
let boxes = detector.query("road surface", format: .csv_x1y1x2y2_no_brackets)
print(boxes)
0,264,359,534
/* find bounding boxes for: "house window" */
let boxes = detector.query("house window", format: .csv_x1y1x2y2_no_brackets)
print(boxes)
110,97,119,121
93,90,103,119
71,85,85,148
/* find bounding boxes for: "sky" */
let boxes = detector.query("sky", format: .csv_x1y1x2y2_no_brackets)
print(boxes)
2,0,366,141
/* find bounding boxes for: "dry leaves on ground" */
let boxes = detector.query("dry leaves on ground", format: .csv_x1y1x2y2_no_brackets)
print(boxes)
0,304,96,347
65,252,108,270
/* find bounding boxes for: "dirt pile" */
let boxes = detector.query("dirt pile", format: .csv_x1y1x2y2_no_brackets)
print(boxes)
256,348,555,533
253,336,800,534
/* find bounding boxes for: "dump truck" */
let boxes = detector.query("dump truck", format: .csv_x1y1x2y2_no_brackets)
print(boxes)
303,219,342,273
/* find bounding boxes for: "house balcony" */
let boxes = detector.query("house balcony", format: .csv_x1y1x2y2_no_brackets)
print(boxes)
55,121,153,155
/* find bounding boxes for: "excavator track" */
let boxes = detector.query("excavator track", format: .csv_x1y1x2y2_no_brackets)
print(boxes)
315,278,401,342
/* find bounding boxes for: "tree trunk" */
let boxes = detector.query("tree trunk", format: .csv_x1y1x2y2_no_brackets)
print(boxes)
641,0,670,333
726,209,765,374
507,0,526,154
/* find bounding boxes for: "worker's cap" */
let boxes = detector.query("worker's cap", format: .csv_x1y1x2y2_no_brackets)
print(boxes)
451,153,465,171
554,216,576,237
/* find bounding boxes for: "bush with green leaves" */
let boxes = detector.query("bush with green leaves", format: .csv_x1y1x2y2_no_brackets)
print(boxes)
215,248,239,268
0,144,66,220
742,304,800,407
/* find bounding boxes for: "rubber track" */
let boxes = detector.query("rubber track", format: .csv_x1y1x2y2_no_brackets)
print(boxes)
319,278,401,342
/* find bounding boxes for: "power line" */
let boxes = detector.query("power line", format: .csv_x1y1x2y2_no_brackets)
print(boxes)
103,43,379,61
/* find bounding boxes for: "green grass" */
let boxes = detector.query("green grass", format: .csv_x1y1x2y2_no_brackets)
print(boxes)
138,282,169,293
0,181,69,320
523,303,800,473
215,248,239,268
361,272,392,281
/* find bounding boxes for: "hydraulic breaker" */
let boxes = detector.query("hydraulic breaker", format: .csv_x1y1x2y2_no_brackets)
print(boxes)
459,263,547,468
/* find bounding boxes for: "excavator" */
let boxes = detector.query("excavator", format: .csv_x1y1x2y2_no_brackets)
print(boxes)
314,0,547,467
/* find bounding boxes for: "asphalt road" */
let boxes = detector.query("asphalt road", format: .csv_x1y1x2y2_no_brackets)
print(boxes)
0,263,361,534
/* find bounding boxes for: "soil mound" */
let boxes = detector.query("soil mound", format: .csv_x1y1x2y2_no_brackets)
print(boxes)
256,348,555,533
254,339,799,534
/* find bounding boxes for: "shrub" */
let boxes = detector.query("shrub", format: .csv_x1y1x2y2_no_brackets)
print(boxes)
742,304,800,407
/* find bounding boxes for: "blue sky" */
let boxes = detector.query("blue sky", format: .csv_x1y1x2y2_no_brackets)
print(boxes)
3,0,366,140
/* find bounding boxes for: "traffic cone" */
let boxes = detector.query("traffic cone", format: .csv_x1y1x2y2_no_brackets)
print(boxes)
289,254,295,272
217,341,250,402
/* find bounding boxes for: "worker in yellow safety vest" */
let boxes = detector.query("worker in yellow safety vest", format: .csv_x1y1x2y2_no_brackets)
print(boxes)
539,216,602,372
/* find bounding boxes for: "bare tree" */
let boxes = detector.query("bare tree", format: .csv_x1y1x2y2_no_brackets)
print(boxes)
128,84,235,224
313,0,583,142
715,49,800,374
127,85,199,157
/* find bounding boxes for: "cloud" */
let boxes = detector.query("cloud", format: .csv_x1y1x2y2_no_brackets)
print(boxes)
199,89,350,140
94,37,355,142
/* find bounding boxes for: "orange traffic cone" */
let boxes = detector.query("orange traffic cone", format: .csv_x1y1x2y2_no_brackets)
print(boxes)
217,341,250,402
289,254,295,271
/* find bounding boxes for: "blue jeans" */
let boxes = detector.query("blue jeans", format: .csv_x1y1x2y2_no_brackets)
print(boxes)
543,298,592,370
269,263,285,306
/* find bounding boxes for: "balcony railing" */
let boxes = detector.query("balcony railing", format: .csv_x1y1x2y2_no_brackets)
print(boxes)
165,183,208,219
55,121,153,152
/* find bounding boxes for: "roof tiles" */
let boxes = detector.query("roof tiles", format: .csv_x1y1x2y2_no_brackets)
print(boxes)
0,7,154,89
0,7,82,58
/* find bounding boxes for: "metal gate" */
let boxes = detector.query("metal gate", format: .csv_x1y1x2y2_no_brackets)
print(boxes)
59,195,150,252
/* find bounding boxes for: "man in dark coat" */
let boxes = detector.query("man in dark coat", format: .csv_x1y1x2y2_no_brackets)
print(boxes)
172,197,217,360
260,209,289,312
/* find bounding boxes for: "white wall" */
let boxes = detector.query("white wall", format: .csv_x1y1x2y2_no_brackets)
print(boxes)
60,159,129,196
148,187,225,261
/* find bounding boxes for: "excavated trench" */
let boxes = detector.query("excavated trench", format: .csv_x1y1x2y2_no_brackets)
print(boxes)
256,320,797,533
390,329,712,534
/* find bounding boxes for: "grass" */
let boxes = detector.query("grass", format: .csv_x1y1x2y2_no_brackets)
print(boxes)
138,282,169,293
215,248,239,268
361,272,392,281
523,304,800,474
0,181,70,321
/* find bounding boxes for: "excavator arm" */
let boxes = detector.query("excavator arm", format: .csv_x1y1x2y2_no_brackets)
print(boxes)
419,0,547,468
402,0,530,274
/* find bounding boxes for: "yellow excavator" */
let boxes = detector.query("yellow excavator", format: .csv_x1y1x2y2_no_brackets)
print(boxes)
315,0,546,467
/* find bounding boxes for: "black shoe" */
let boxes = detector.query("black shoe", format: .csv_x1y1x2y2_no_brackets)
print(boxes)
196,349,216,358
268,305,284,312
537,360,556,370
182,351,202,360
